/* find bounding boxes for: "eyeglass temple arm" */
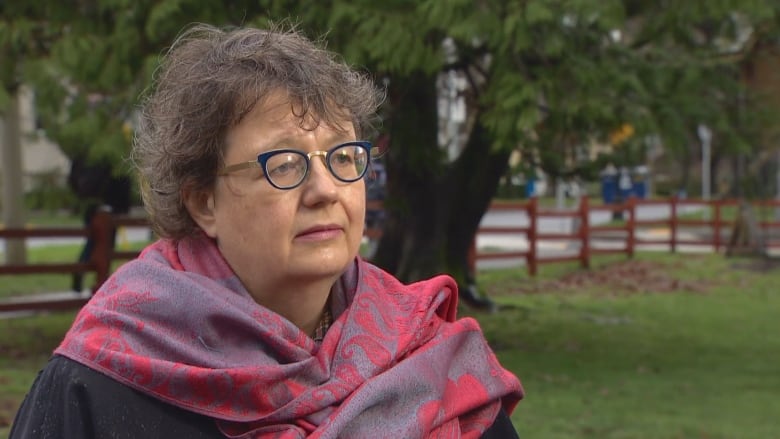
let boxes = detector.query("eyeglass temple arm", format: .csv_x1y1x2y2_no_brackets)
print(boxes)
218,161,260,176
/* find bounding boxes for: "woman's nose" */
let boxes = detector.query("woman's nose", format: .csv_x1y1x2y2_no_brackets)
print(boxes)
301,157,339,201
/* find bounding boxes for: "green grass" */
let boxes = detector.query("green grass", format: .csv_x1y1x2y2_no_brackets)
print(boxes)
465,252,780,439
0,241,150,300
2,251,780,438
0,210,82,228
0,245,84,299
1,210,153,299
0,311,78,436
1,210,85,298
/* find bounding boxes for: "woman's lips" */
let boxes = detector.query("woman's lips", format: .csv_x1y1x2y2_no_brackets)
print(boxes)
296,225,343,241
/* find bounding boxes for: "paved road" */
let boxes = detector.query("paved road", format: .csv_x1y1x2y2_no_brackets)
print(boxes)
479,202,702,238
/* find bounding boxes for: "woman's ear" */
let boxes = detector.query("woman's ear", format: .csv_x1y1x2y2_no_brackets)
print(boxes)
182,186,218,238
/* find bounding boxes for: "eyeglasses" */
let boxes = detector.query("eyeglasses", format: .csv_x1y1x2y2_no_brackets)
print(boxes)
218,141,372,190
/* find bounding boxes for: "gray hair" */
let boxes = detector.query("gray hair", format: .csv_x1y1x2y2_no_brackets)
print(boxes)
132,23,384,239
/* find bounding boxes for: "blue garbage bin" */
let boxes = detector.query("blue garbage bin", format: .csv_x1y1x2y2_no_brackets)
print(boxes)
525,178,536,198
633,180,647,199
601,174,617,204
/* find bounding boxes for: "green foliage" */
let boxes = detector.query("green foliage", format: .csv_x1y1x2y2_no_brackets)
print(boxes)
23,170,78,213
329,1,443,75
3,0,778,173
2,0,273,161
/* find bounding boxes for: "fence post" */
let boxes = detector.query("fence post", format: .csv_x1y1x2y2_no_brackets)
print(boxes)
670,196,678,253
579,196,590,269
90,209,114,293
713,200,722,253
527,197,537,276
627,196,636,258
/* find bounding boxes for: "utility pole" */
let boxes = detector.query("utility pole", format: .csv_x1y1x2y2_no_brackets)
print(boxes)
1,87,27,264
697,124,712,200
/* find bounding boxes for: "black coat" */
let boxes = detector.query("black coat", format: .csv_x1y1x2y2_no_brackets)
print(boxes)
10,355,519,438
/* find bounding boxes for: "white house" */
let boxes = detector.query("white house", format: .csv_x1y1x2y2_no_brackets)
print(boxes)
15,85,71,191
1,85,70,194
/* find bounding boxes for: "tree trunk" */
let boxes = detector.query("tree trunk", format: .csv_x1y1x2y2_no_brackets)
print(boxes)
372,75,441,278
371,77,509,309
442,122,511,309
711,149,722,198
678,141,692,195
1,86,27,264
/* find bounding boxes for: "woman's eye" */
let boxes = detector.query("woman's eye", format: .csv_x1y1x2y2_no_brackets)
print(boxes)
270,162,290,175
267,154,305,178
332,152,354,166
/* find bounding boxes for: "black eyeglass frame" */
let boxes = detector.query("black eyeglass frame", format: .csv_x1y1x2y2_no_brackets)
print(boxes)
218,141,373,190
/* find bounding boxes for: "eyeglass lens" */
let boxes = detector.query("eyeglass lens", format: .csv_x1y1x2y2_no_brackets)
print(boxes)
264,144,369,189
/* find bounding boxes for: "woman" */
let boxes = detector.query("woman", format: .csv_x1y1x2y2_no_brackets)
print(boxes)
11,24,523,438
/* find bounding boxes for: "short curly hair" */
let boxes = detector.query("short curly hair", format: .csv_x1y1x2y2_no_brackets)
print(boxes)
132,23,384,239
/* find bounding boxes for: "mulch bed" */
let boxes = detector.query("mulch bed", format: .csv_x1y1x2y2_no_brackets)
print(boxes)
492,259,712,296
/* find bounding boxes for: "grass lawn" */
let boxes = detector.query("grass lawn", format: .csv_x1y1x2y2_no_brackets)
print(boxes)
2,251,780,438
0,240,151,300
466,252,780,439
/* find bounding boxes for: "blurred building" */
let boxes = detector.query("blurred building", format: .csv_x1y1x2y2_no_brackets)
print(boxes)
0,85,70,192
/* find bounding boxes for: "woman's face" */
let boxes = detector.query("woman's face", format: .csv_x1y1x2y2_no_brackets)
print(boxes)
191,94,366,302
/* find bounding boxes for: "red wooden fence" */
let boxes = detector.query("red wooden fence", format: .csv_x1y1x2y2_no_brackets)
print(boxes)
3,196,780,312
474,196,780,276
0,211,147,312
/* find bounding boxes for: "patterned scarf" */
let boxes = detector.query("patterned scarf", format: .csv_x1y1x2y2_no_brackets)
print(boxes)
56,234,523,438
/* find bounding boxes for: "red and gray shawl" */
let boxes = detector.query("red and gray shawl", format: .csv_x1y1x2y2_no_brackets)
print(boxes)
56,234,523,438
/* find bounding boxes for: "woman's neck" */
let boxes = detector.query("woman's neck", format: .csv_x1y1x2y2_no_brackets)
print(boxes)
248,277,335,337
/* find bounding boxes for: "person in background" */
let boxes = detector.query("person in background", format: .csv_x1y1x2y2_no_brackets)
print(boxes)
70,202,104,293
11,23,523,438
618,166,633,201
68,158,132,293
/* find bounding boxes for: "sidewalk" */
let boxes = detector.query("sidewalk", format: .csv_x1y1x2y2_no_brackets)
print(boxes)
474,226,713,270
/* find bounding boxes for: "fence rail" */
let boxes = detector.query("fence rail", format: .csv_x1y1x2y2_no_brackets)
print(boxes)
3,196,779,312
0,211,148,313
474,196,780,275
